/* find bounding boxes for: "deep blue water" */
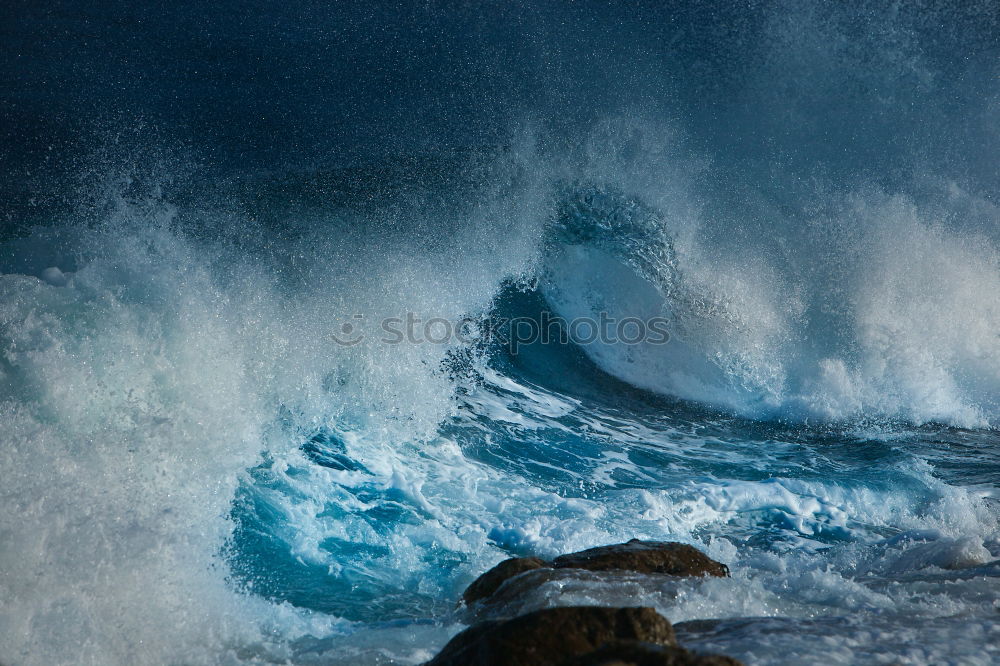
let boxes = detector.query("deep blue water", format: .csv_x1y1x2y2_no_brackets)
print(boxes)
2,2,999,664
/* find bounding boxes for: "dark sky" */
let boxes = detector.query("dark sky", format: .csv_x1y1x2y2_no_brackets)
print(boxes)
0,2,764,165
1,0,997,211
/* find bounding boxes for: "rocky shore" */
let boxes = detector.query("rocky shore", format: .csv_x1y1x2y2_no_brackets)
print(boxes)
423,540,742,666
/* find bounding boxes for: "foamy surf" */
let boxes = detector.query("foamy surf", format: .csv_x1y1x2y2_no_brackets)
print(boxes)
3,1,1000,664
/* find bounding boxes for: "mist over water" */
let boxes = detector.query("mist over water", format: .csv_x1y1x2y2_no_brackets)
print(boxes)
2,1,999,664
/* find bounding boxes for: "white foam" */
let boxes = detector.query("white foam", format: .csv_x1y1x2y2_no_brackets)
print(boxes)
40,266,71,286
542,186,1000,428
0,158,547,664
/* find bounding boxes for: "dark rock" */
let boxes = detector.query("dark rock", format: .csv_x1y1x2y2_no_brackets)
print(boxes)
424,606,677,666
463,557,548,605
466,567,676,621
463,541,727,608
565,640,744,666
553,540,728,578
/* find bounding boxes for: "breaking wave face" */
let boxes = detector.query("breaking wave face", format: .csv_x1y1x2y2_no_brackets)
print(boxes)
543,176,1000,428
1,1,1000,665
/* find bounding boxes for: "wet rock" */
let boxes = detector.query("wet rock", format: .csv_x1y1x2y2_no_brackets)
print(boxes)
424,606,677,666
462,541,727,608
553,540,729,578
467,567,678,621
565,640,744,666
463,557,548,605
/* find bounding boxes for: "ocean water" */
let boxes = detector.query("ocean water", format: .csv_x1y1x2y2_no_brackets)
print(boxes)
2,1,999,664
